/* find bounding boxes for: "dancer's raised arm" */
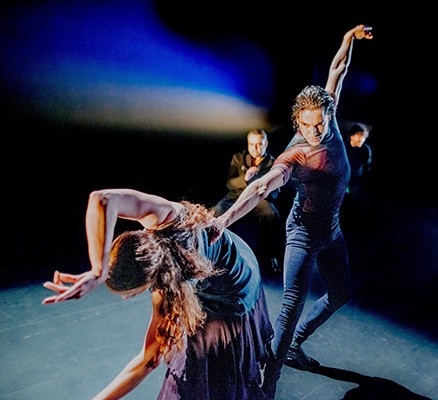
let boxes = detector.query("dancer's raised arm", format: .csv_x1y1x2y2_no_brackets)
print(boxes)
42,189,183,304
325,24,373,104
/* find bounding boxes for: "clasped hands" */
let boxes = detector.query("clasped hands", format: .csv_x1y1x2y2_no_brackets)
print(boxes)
208,217,226,244
244,166,258,182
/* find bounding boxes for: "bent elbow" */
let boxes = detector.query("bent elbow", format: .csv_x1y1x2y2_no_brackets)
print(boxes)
89,190,110,207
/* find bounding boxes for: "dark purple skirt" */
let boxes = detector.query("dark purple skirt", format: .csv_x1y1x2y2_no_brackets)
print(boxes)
157,287,274,400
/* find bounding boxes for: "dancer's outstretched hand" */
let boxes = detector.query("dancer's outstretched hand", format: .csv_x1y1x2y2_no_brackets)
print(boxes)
42,270,104,304
353,24,373,40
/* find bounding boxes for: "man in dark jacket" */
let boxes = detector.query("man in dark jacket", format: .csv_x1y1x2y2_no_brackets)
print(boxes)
213,129,281,272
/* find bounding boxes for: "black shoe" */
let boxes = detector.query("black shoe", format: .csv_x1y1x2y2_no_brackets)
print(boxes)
284,345,320,371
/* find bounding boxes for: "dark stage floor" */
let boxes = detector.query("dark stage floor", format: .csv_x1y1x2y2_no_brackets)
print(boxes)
1,197,437,400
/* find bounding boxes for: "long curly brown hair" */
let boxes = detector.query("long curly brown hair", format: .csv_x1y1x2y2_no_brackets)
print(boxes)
106,201,220,360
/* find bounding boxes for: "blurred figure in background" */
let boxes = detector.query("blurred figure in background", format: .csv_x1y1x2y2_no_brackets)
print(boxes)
213,129,281,273
345,123,372,199
342,123,373,229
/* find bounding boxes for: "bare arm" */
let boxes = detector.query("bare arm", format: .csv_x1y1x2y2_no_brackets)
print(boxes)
42,189,183,303
325,24,373,104
210,169,284,242
93,290,164,400
86,188,184,278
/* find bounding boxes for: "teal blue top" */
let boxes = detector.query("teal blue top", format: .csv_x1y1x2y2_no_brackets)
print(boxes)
196,228,261,317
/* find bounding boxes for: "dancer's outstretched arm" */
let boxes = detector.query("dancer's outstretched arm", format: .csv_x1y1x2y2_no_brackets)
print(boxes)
42,188,183,304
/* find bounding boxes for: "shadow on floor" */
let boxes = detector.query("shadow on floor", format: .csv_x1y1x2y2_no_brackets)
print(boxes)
313,366,432,400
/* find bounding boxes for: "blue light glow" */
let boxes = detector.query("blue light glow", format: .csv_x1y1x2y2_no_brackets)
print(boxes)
1,0,274,133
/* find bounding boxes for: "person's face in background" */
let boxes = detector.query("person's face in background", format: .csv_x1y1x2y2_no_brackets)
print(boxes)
350,131,368,147
247,132,268,159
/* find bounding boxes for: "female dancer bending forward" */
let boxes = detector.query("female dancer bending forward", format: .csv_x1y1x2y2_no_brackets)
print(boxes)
42,188,274,400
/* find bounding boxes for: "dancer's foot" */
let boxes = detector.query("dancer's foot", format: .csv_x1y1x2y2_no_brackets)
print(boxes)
284,344,320,371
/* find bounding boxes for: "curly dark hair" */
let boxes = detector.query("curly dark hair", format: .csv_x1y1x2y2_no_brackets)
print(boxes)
291,85,335,130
